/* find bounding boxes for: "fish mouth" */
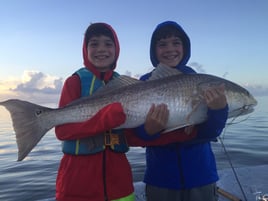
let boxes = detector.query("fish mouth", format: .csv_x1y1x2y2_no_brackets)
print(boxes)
228,103,257,118
243,106,255,115
243,96,258,115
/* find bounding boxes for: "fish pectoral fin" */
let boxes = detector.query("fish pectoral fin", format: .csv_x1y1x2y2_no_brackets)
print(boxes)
162,125,189,134
186,99,203,124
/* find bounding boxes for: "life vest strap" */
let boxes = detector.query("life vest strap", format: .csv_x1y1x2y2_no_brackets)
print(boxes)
62,130,129,155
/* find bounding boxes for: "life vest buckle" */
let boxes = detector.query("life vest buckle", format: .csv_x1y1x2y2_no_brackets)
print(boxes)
105,131,120,146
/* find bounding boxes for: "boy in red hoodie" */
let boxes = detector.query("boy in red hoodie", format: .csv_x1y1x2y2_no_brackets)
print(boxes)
55,22,135,201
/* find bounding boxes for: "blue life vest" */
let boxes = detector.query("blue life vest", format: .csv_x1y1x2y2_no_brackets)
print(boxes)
62,68,129,155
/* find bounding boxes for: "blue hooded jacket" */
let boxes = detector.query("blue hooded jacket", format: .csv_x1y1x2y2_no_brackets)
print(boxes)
137,21,228,189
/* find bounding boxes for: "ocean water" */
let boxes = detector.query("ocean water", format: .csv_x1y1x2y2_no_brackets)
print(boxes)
0,96,267,201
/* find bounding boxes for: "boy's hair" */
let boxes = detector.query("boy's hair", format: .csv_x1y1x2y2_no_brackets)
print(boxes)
152,25,184,43
85,23,115,46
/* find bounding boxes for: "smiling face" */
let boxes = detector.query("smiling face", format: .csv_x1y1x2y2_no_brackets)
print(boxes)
155,36,184,68
87,35,116,72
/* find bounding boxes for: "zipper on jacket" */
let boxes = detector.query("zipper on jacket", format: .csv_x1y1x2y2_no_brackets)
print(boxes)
103,149,108,201
177,148,185,189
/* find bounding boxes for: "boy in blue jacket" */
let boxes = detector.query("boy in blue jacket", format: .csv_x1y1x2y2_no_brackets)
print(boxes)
137,21,228,201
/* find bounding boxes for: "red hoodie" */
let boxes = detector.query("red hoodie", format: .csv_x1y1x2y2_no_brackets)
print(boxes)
55,23,135,201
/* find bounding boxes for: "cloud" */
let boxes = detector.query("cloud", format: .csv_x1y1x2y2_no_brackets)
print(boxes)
122,70,141,79
243,84,268,97
189,62,206,73
12,71,62,94
0,71,63,105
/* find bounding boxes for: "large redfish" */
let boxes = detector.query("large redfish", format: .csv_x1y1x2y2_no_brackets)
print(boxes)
0,66,257,161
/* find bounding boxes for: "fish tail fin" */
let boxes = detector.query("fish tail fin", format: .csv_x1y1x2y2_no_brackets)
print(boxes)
0,99,54,161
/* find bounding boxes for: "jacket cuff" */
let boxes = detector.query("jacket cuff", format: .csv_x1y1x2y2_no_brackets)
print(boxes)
207,104,229,125
134,124,161,141
196,104,229,139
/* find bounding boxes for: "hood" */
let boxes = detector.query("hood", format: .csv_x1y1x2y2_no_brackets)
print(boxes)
150,21,191,69
82,23,120,81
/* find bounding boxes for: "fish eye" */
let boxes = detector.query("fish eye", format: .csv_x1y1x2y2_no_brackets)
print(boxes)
35,109,42,116
243,105,249,110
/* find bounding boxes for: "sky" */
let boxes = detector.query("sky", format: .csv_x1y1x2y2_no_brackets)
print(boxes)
0,0,268,104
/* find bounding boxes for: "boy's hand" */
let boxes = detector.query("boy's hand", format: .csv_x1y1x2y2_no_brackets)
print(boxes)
184,125,195,135
144,104,169,135
204,84,227,110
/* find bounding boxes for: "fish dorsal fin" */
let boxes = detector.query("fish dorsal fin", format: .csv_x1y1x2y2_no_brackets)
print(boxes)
115,75,141,85
94,75,141,96
148,63,182,81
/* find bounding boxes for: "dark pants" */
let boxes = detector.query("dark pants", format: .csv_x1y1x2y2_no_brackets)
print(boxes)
146,183,218,201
